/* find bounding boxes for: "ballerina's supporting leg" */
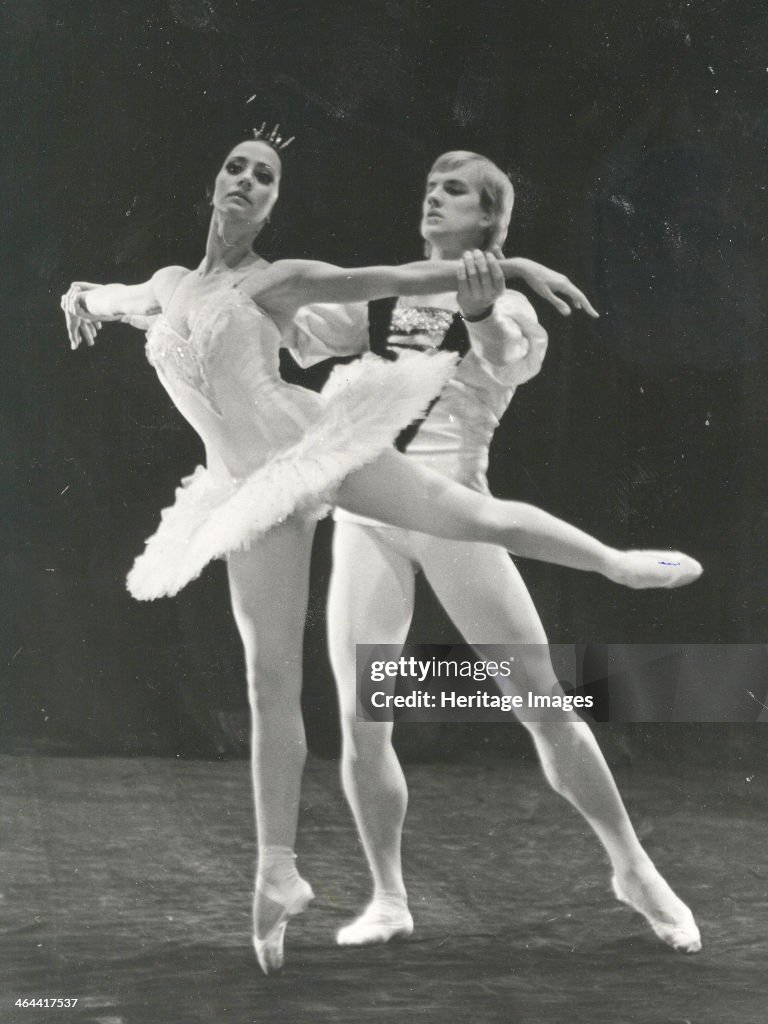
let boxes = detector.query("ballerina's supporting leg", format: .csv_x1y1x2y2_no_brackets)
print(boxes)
227,518,317,974
335,450,702,588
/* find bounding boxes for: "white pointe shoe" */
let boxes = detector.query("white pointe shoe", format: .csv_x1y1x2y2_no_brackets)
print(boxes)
610,551,703,590
336,899,414,946
252,874,315,975
611,872,702,953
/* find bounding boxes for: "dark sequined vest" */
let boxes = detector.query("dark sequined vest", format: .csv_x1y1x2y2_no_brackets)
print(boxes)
368,297,470,451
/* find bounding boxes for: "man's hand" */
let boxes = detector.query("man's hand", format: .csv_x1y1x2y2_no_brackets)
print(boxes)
457,249,505,320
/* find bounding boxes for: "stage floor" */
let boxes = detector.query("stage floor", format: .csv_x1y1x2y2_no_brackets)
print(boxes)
1,751,765,1023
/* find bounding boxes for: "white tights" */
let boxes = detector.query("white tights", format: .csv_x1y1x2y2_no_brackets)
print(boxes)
327,522,655,899
226,450,699,950
226,450,641,861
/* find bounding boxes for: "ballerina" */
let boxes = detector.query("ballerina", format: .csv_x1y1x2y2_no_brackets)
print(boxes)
62,130,702,973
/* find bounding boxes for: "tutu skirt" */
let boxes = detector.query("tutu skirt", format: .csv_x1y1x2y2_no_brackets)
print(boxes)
127,350,457,600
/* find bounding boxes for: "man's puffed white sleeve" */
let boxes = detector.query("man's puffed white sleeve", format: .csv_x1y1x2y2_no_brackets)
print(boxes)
283,303,370,368
465,290,546,387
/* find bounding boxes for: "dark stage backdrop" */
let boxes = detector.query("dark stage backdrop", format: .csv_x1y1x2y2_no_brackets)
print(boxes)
2,0,766,756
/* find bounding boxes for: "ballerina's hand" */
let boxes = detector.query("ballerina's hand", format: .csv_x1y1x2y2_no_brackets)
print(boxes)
512,258,599,318
61,282,102,350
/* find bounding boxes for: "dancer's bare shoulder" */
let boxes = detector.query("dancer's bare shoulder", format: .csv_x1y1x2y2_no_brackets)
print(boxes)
151,265,191,310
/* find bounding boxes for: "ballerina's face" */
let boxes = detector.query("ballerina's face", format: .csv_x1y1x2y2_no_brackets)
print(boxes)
213,140,281,226
420,164,493,254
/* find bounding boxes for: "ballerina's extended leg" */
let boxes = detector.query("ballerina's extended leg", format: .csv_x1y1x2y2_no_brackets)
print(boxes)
336,450,703,588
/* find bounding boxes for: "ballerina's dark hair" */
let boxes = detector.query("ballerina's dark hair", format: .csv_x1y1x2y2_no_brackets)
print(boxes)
200,126,290,248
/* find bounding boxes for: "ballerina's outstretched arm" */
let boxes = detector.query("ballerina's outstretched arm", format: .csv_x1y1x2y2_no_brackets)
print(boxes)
64,254,595,348
61,267,187,349
243,256,599,321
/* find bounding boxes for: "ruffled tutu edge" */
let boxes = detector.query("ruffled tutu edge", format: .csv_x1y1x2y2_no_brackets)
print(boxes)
126,350,458,600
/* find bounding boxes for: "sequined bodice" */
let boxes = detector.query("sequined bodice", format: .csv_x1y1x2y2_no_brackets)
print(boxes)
146,316,222,414
144,288,322,477
145,288,284,408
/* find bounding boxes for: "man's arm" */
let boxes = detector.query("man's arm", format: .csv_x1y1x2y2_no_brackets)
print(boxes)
282,302,370,368
466,290,548,386
456,250,546,382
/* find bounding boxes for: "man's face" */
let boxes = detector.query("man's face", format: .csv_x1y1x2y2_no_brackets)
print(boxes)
420,164,492,253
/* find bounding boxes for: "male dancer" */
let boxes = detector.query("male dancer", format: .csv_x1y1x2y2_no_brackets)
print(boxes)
287,150,701,954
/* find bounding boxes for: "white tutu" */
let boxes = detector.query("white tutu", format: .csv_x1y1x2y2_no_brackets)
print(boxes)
127,350,457,600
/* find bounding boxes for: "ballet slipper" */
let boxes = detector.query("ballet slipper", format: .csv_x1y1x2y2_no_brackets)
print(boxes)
252,874,315,974
611,870,702,953
336,899,414,946
607,551,703,590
